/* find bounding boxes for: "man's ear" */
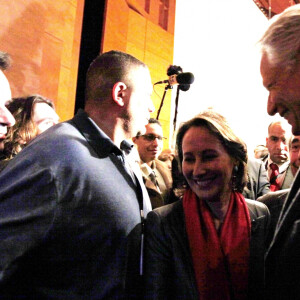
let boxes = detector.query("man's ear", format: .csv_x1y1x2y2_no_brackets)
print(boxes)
112,82,127,107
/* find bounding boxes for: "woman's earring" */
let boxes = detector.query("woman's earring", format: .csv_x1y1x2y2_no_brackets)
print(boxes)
232,165,239,191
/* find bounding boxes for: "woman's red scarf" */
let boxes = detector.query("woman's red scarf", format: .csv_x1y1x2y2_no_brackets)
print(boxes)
183,189,251,300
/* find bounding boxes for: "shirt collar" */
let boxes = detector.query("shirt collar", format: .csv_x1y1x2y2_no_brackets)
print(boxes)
267,156,290,173
72,109,122,157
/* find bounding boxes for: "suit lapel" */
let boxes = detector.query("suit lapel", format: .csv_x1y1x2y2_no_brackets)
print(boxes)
126,155,152,216
155,160,172,190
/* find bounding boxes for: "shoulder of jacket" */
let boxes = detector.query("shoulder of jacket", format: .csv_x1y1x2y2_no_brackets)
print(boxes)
245,198,269,218
150,200,183,218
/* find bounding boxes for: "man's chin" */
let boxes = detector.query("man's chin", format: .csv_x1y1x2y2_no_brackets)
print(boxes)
272,154,288,164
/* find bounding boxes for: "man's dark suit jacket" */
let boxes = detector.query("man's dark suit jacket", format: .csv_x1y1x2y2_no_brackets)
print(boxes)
144,199,270,300
143,159,172,209
265,170,300,300
0,110,144,299
243,157,270,200
258,189,289,247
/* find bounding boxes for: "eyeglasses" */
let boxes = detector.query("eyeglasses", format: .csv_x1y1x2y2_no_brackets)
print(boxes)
140,134,167,142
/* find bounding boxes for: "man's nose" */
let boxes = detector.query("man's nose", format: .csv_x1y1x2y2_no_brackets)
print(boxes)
152,138,159,146
0,106,15,127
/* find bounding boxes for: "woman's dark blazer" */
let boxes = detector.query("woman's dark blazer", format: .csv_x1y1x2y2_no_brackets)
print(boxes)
144,198,270,300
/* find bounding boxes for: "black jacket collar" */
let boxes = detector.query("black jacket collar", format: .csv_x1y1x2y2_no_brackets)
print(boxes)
70,109,122,158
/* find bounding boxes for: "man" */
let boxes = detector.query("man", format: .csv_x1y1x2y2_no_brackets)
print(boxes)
133,118,172,209
260,4,300,299
243,157,270,200
289,135,300,174
254,144,268,159
278,134,300,189
262,119,291,191
0,51,15,152
0,50,154,299
258,135,300,247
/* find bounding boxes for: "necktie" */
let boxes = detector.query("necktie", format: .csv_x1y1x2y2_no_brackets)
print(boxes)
270,163,280,191
149,170,161,193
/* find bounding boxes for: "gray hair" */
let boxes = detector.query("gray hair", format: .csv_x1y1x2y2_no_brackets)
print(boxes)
259,4,300,70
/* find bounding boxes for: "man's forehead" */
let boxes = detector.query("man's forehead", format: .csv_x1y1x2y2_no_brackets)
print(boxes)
146,123,163,134
292,136,300,144
269,121,291,136
261,53,276,88
260,53,271,86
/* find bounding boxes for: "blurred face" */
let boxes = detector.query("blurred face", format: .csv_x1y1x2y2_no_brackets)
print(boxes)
33,102,59,135
0,70,15,150
289,135,300,176
261,52,300,135
254,145,268,159
182,126,235,203
134,123,164,165
266,122,290,165
123,66,154,137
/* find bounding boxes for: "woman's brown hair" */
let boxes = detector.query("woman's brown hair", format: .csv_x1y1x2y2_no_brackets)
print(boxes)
2,95,54,159
175,110,248,193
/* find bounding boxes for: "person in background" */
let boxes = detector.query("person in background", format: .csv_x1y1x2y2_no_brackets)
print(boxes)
133,118,172,209
254,144,268,159
259,4,300,299
243,157,270,200
0,50,154,299
0,51,15,152
278,134,300,189
1,95,59,162
158,148,175,170
262,119,291,191
144,110,269,300
289,135,300,176
260,134,300,247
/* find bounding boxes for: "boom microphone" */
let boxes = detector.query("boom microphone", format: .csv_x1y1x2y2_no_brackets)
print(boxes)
154,72,195,86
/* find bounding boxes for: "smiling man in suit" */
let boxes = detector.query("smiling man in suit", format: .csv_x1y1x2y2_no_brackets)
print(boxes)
0,50,154,299
259,4,300,299
133,118,172,209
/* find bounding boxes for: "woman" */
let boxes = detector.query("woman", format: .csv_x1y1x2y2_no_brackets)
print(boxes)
1,94,59,161
144,110,269,300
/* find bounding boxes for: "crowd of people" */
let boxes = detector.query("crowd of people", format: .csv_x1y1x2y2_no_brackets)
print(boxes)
0,4,299,300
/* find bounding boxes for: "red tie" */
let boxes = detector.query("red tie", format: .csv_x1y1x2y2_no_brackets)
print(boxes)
269,163,280,191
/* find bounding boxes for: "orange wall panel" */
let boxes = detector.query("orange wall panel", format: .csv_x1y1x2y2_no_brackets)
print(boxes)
102,0,176,148
102,0,129,53
40,33,63,101
127,10,147,53
0,0,84,121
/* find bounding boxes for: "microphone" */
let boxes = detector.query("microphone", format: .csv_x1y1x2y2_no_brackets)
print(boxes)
154,72,195,86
